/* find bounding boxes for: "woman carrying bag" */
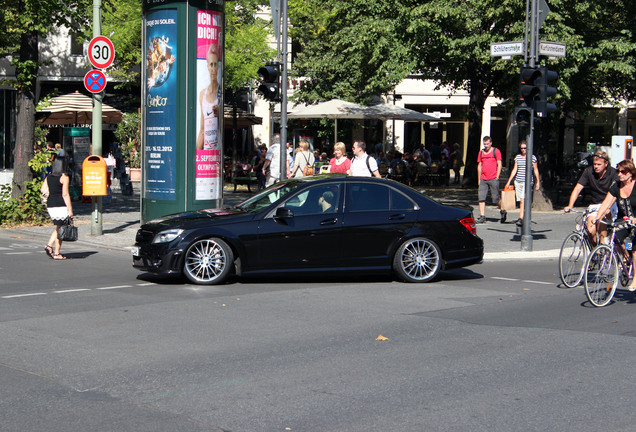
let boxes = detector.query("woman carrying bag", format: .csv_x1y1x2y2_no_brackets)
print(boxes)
41,155,74,260
290,140,315,178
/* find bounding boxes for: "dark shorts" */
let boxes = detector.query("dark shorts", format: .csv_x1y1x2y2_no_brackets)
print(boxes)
614,226,635,245
478,179,500,204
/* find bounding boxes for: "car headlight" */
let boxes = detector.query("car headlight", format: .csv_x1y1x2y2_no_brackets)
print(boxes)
152,229,183,244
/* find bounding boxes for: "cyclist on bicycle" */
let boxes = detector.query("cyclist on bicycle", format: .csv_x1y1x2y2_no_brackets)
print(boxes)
594,159,636,291
564,151,618,246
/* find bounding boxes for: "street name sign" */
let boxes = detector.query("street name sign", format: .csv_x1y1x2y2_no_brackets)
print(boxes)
539,41,566,58
490,41,524,59
84,70,107,93
88,36,115,69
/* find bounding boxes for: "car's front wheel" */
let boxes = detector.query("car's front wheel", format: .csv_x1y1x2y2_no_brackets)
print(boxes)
393,237,442,282
183,238,233,285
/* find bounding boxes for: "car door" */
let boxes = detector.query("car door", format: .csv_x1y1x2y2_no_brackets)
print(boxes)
255,183,343,270
340,181,419,268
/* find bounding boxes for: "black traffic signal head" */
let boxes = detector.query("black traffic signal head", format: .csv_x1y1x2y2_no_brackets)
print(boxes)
519,66,542,108
515,106,532,127
534,67,558,117
257,64,280,102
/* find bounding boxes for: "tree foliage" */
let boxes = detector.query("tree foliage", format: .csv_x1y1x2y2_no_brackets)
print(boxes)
225,0,277,92
99,0,143,90
290,0,415,104
0,0,91,198
290,0,635,183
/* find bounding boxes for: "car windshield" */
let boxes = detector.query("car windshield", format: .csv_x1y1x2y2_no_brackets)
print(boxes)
235,181,304,213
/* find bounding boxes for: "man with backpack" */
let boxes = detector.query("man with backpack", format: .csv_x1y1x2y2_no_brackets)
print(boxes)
348,141,381,178
476,136,505,224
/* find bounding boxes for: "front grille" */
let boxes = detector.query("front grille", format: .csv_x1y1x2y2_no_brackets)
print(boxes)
136,229,155,244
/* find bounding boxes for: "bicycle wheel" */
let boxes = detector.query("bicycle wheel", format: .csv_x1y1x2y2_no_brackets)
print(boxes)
559,232,589,288
584,245,619,307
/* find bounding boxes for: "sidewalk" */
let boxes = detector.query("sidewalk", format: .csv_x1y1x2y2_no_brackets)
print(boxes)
4,182,573,260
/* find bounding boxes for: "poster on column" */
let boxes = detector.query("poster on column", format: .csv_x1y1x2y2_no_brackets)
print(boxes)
195,9,223,200
144,9,178,200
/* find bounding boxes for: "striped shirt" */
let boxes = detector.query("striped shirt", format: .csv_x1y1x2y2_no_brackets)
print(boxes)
514,154,537,183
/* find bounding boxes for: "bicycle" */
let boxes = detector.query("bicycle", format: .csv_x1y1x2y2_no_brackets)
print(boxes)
583,218,635,307
559,209,595,288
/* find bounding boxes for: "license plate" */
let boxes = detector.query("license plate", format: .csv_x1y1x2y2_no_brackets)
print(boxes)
131,246,140,256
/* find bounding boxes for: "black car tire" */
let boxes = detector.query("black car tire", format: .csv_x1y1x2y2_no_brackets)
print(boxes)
183,238,234,285
393,237,442,283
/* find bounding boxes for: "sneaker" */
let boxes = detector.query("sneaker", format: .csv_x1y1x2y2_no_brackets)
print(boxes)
500,209,507,223
476,215,486,224
515,218,523,227
628,285,636,292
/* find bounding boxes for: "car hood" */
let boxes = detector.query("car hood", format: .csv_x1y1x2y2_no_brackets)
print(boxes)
141,208,252,231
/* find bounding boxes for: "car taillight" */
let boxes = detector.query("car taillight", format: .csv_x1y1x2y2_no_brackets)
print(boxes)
460,217,477,235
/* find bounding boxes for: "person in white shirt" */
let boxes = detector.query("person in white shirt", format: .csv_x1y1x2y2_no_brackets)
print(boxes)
348,141,381,178
262,134,291,186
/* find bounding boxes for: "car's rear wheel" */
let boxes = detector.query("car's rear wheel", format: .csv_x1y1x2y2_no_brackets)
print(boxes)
393,237,442,282
183,238,233,285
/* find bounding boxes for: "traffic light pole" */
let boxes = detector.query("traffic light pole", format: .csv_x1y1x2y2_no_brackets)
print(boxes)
519,0,539,251
278,0,288,180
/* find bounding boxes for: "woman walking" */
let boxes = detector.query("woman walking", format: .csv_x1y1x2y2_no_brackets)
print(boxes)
41,156,73,260
504,141,540,226
290,140,315,178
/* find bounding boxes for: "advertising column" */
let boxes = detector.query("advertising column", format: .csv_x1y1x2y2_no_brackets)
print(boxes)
142,0,224,223
194,8,223,200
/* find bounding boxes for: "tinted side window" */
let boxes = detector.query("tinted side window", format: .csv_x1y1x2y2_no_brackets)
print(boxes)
391,189,417,210
284,184,341,215
347,183,390,212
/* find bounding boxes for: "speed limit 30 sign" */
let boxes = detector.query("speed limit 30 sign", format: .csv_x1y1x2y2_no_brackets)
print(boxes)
88,36,115,69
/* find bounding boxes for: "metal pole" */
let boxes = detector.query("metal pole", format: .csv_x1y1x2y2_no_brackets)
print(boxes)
91,0,103,235
278,0,288,180
521,0,538,251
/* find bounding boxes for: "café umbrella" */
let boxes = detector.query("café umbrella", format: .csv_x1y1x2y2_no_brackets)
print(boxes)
36,91,123,125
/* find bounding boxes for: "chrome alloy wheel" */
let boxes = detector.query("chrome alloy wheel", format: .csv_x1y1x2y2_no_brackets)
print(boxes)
183,238,233,285
394,238,441,282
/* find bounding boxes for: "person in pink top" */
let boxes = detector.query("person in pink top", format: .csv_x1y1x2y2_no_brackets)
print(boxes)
327,142,351,174
476,136,505,224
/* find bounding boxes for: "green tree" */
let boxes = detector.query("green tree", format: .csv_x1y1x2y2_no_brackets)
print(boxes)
290,0,415,104
290,0,635,183
100,0,143,92
0,0,90,199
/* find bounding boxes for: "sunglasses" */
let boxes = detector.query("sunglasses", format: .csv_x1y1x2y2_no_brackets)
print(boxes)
618,169,630,175
520,147,527,150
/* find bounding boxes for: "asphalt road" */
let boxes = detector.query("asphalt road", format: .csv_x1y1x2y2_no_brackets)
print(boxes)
1,231,636,432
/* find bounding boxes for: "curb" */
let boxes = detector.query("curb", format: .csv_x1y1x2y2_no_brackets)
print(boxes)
484,249,560,261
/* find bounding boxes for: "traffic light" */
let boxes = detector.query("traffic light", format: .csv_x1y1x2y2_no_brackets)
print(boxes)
257,63,280,102
519,66,542,108
515,106,532,127
534,67,558,117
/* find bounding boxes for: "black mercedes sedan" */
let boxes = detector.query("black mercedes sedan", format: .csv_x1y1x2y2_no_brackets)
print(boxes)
132,175,483,284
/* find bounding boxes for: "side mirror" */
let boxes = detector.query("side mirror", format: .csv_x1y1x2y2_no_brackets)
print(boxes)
274,207,294,221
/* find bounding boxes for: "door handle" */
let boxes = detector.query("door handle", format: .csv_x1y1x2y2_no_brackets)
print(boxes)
389,214,406,220
320,218,338,225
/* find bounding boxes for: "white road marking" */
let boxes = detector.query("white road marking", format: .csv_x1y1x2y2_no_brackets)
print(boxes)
492,277,519,281
54,289,91,293
2,293,47,299
136,283,156,286
5,252,32,255
97,285,132,290
521,280,553,285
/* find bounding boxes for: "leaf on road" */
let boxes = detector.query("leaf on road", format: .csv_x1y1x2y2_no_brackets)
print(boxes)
375,334,390,341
